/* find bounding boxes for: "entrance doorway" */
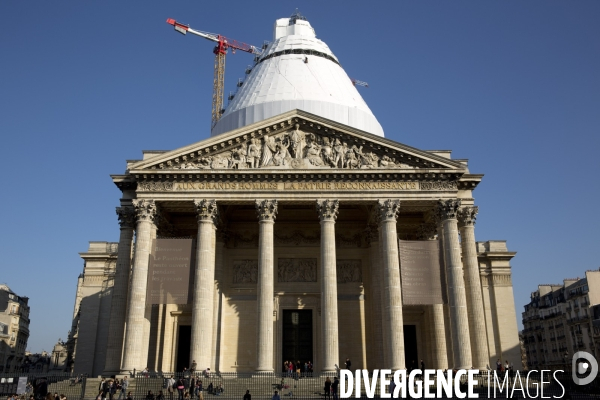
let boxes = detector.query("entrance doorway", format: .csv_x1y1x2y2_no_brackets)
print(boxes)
404,325,418,371
176,325,191,372
282,310,313,371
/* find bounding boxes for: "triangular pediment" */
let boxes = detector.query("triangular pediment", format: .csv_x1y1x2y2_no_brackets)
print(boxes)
129,110,466,172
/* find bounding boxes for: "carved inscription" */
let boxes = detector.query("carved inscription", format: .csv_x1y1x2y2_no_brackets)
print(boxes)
278,259,317,282
337,260,362,283
232,260,258,284
138,182,174,192
420,181,458,191
135,181,461,192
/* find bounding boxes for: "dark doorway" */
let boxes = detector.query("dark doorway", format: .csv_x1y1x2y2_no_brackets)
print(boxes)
282,310,313,371
404,325,418,371
176,325,191,372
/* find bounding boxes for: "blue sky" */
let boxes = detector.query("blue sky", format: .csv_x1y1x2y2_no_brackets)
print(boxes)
1,1,599,353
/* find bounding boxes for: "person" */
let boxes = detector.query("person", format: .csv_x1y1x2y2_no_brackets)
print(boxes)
110,380,118,400
420,360,425,371
126,392,133,400
54,392,60,400
324,377,331,399
215,384,223,396
118,377,129,400
272,391,280,400
243,390,251,400
344,358,351,370
496,359,502,372
331,377,339,400
166,376,175,400
143,367,149,378
203,368,211,379
206,383,213,395
190,377,196,398
146,391,154,400
96,391,103,400
102,380,110,400
156,391,165,400
190,360,197,374
176,378,185,400
98,379,106,395
197,380,204,400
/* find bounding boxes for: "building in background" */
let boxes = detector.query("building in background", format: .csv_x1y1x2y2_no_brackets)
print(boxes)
21,351,51,373
0,284,30,373
522,269,600,370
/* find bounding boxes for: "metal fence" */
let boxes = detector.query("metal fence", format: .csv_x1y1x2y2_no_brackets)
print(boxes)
131,371,600,400
0,373,87,399
1,371,599,399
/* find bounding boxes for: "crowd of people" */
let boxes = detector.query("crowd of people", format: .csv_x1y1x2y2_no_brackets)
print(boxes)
282,360,313,377
96,377,130,400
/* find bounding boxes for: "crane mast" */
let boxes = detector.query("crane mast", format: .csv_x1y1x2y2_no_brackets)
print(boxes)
166,18,261,129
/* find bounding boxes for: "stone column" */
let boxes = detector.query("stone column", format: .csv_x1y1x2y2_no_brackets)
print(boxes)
255,200,278,372
212,232,226,372
378,199,405,370
190,199,218,369
103,206,135,375
436,199,472,369
418,222,449,370
435,218,454,367
121,199,156,373
316,199,340,372
458,206,490,369
367,223,385,369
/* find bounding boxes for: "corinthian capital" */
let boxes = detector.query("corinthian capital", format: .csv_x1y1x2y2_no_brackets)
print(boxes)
316,199,339,221
132,199,157,222
116,206,135,229
435,199,461,221
378,199,400,222
255,199,278,222
458,206,478,227
194,199,218,223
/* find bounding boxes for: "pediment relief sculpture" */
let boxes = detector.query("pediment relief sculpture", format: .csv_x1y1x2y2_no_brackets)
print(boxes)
141,117,455,171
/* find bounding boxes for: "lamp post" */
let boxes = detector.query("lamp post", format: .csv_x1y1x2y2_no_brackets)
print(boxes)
563,352,570,390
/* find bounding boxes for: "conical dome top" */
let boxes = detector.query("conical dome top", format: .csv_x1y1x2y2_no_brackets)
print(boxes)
211,14,384,137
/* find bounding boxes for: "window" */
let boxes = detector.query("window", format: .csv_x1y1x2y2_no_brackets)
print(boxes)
0,323,7,335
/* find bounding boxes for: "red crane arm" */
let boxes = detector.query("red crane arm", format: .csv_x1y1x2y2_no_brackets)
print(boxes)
166,18,259,55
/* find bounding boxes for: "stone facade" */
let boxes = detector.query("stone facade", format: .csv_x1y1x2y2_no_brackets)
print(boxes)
0,284,30,373
68,110,521,375
522,269,600,370
67,242,118,376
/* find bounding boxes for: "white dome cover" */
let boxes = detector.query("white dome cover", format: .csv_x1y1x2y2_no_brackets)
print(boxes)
211,15,384,137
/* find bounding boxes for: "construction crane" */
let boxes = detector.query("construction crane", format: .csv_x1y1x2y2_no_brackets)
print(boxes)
167,18,262,129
